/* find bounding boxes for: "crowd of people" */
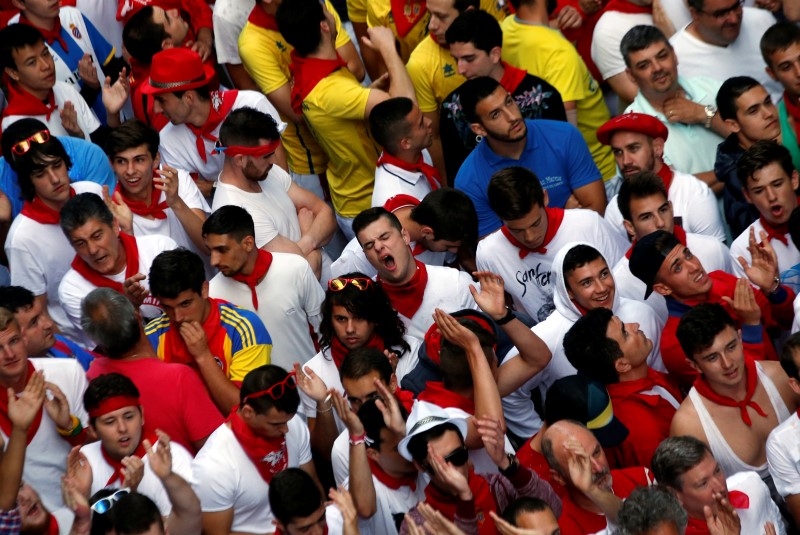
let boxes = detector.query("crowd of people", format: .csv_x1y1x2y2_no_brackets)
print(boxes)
2,0,800,532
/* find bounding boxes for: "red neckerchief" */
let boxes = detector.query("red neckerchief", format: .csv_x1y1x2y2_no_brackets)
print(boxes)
783,92,800,145
390,0,427,37
377,152,442,192
607,368,682,404
2,79,57,120
232,249,272,310
228,408,287,483
101,428,157,486
603,0,652,13
247,4,279,31
656,163,674,193
423,468,497,534
499,62,527,95
186,90,238,163
0,363,43,443
369,458,417,490
758,216,789,246
500,207,564,258
395,387,415,413
20,187,75,224
626,225,687,259
19,14,68,51
116,177,168,219
418,381,475,414
330,333,385,368
429,33,449,50
70,232,140,294
693,356,767,426
685,491,750,535
47,516,59,535
162,298,228,372
289,51,347,115
378,260,429,318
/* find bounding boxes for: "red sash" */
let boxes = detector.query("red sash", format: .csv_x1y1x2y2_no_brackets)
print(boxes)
390,0,427,37
657,164,674,193
369,458,417,490
19,14,68,51
758,217,789,246
116,179,169,219
500,207,564,258
603,0,652,13
187,90,238,163
101,429,157,486
0,363,43,444
47,517,59,535
232,249,272,310
330,333,385,368
70,232,141,294
378,260,428,319
423,468,497,535
498,62,527,95
377,152,441,192
418,381,475,414
693,357,768,426
20,187,76,224
2,80,57,120
228,408,287,484
247,5,279,31
289,52,347,115
161,298,229,373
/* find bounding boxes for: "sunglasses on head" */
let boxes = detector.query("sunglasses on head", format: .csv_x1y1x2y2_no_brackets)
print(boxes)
12,130,51,156
328,277,372,292
423,446,469,474
91,488,130,514
243,372,297,404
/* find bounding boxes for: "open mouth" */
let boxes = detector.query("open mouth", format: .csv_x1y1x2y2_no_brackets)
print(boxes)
770,204,784,218
381,254,396,271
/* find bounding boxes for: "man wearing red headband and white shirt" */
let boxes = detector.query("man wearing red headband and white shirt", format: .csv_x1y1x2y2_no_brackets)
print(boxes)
192,365,316,535
79,373,195,516
599,112,726,244
58,193,178,348
476,166,627,322
352,207,478,340
140,47,285,196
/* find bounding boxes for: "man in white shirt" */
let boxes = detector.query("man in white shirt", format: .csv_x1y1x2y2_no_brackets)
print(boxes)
211,107,336,280
192,365,318,535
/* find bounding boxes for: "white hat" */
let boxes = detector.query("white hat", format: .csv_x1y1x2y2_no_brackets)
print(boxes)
398,401,469,461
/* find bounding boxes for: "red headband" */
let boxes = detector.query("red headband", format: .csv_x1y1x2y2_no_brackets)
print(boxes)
213,139,281,157
88,396,141,419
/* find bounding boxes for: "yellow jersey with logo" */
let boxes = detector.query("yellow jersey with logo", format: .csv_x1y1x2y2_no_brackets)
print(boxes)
407,36,465,114
367,0,430,62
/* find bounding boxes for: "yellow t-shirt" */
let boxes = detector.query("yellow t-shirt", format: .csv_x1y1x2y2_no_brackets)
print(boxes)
407,36,465,113
348,0,368,23
367,0,430,62
500,18,616,180
302,69,378,217
480,0,509,22
238,1,351,176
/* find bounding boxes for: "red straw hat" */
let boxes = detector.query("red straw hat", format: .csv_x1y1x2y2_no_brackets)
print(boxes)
140,48,215,95
596,112,669,146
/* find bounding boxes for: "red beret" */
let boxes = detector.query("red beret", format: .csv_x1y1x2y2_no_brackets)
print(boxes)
596,112,669,145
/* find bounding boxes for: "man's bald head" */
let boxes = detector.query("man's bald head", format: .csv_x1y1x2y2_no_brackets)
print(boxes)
541,420,612,492
81,288,142,357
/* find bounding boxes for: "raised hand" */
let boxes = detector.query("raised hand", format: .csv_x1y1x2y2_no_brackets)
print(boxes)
77,54,100,89
102,67,130,115
329,486,359,535
469,271,507,320
705,492,741,535
123,273,150,309
563,439,594,494
294,362,330,404
121,455,145,491
102,185,133,234
433,308,479,350
331,389,365,436
44,381,72,430
475,416,506,468
8,370,45,431
178,321,212,361
65,446,93,499
426,443,471,501
662,95,704,125
721,278,761,326
490,511,547,535
60,101,85,138
154,163,180,206
739,228,780,293
373,378,405,437
143,430,173,481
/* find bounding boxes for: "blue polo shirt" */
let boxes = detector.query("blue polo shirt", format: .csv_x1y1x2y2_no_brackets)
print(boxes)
454,119,600,237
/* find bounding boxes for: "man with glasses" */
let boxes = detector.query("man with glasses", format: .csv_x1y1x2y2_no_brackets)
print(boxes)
145,248,272,415
669,0,780,102
202,206,325,370
192,364,317,535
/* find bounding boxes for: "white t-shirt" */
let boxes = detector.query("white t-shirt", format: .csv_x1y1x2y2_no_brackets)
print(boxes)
6,181,102,342
352,472,428,535
0,359,89,514
371,150,437,208
670,9,781,103
81,438,195,516
2,82,100,140
208,251,325,369
158,91,284,181
58,234,178,348
591,11,654,81
476,209,628,323
605,169,726,243
767,410,800,499
726,471,787,535
331,237,448,279
213,0,254,65
731,218,800,281
192,416,312,533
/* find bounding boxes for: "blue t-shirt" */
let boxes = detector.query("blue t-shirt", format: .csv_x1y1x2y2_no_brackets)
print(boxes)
0,136,116,218
454,119,601,237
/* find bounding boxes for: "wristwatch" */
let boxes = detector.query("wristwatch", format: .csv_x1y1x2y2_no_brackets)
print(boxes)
499,453,520,478
704,104,717,129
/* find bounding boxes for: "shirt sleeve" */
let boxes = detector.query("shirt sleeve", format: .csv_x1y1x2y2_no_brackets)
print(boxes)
213,10,243,64
228,311,272,382
347,0,367,23
767,427,800,497
407,52,439,113
176,169,210,211
239,26,290,95
541,45,588,103
313,76,372,121
192,454,237,512
83,15,116,65
590,14,627,80
181,0,214,32
328,0,351,48
685,177,726,242
8,243,47,295
564,124,602,189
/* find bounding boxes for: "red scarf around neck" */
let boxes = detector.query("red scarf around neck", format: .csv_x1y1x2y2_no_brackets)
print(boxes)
626,225,687,259
228,408,288,483
70,232,140,294
378,260,428,319
116,177,169,220
289,51,347,115
0,363,43,443
101,428,157,486
499,62,527,95
500,207,564,258
330,333,385,368
603,0,652,13
47,517,59,535
2,79,57,120
20,187,75,224
685,491,750,534
247,4,279,31
758,216,789,246
656,163,674,193
784,92,800,146
369,458,417,490
232,249,273,310
20,14,68,51
187,90,238,163
377,152,442,192
424,468,497,535
391,0,427,37
418,381,475,414
161,298,229,371
693,357,768,426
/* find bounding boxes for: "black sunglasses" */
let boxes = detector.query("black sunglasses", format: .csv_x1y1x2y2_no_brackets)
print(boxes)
423,446,469,474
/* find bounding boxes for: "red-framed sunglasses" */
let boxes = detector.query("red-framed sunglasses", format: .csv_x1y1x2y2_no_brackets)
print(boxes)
328,277,372,292
243,372,297,404
12,130,51,156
